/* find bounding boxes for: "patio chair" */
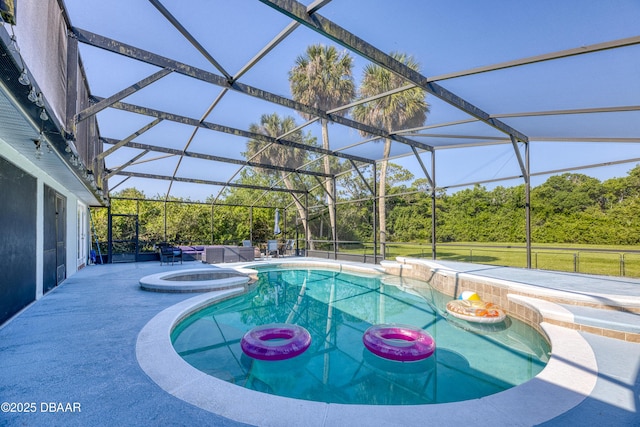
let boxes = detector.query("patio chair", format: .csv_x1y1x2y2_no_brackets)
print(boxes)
267,240,279,258
159,244,182,265
284,239,295,256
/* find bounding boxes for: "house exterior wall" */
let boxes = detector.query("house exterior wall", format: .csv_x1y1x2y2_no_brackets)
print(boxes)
11,0,69,127
0,138,87,324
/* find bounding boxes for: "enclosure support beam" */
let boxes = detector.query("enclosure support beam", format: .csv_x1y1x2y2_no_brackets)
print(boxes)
509,134,532,268
289,192,304,212
313,175,335,203
107,175,130,193
431,152,437,260
430,35,640,82
235,22,298,81
288,191,308,254
411,146,436,259
95,97,373,165
116,171,306,194
97,118,163,160
148,0,232,81
284,208,288,242
306,0,332,13
349,159,375,197
249,207,253,244
373,162,378,263
332,176,337,260
73,27,430,152
305,193,310,254
438,156,640,193
107,205,113,263
311,174,338,256
525,142,531,269
105,149,150,180
102,137,333,178
411,146,433,188
214,205,215,245
510,135,527,178
151,0,331,82
259,0,529,143
163,201,167,243
76,69,172,124
349,160,377,261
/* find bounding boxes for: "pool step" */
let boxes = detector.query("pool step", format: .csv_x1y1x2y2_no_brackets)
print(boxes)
557,303,640,335
509,294,640,341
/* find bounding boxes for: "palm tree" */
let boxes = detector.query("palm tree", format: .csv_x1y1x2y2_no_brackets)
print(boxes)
244,112,317,242
352,52,429,256
289,44,355,245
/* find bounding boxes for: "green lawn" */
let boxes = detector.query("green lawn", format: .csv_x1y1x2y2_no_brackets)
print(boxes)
348,242,640,278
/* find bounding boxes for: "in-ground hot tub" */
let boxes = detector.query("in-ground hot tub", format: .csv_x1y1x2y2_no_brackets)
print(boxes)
139,267,255,293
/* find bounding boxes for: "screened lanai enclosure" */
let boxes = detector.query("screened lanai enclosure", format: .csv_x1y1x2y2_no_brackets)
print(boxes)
3,0,639,271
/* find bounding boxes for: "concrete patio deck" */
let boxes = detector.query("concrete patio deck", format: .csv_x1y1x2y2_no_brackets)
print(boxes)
0,259,639,426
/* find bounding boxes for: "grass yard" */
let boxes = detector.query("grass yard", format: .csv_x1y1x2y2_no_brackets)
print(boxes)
350,242,640,278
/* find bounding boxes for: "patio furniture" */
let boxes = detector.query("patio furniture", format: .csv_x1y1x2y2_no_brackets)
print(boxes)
159,245,182,265
193,245,258,264
179,246,201,261
284,239,295,256
205,247,225,264
223,247,240,263
267,240,279,258
241,240,260,260
238,246,255,261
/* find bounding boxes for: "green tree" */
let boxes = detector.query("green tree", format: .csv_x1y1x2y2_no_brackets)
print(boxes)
352,52,428,254
386,184,431,243
220,169,303,244
532,173,605,217
603,164,640,206
338,162,416,244
289,44,355,243
164,200,212,245
244,113,318,243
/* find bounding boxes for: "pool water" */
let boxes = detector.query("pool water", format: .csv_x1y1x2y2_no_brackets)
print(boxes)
171,268,550,405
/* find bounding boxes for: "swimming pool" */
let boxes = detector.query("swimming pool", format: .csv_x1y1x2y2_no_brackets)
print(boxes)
171,267,549,405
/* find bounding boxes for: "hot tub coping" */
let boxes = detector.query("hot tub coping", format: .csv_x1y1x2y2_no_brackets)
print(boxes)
139,267,255,293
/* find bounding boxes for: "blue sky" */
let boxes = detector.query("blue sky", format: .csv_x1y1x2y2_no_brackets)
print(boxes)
63,0,640,201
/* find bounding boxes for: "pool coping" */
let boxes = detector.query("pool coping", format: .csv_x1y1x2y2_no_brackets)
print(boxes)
136,261,598,427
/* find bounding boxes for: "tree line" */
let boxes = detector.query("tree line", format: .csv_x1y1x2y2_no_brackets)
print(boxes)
375,165,640,246
95,164,640,250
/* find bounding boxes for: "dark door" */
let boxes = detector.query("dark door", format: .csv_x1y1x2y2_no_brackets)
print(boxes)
56,194,66,283
44,185,66,293
0,157,37,324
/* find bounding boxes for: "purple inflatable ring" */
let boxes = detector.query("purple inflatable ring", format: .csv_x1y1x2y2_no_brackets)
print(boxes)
241,323,311,361
363,324,435,362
